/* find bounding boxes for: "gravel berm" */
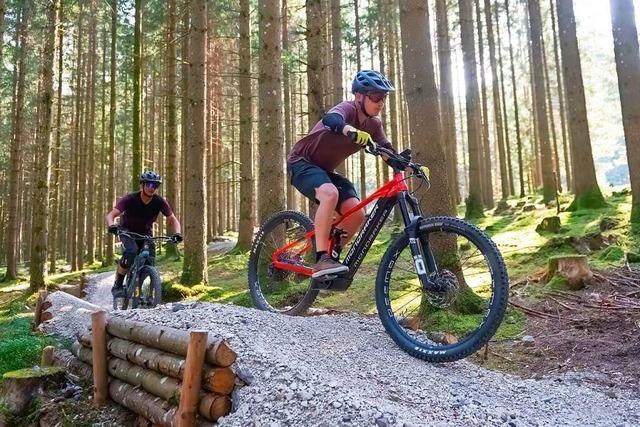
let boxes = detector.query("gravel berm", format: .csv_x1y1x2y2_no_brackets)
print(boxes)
42,272,640,427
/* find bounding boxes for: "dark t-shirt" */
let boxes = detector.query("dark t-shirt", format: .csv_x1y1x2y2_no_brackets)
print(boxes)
114,192,173,235
288,100,392,171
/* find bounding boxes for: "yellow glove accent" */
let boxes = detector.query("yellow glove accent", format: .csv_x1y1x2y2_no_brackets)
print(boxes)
354,130,372,147
420,166,430,180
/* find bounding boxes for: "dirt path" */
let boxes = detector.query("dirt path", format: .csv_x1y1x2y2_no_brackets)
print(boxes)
85,238,237,309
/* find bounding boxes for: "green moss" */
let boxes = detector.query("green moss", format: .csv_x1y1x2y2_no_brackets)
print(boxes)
3,366,65,380
452,286,486,314
465,194,485,219
566,187,607,211
599,245,625,262
545,273,570,290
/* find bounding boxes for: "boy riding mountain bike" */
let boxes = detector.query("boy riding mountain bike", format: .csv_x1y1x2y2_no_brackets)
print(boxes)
287,70,395,278
105,170,183,297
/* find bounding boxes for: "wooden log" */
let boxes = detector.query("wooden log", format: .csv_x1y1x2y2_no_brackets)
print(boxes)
80,334,236,395
91,310,109,406
108,357,181,402
109,379,177,427
198,393,232,422
176,331,208,427
107,317,236,367
41,346,55,366
74,342,230,421
52,348,93,380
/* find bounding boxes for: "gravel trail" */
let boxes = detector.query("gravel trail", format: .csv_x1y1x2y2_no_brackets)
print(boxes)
41,239,640,426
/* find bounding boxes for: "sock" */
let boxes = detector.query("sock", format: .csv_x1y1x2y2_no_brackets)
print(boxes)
114,273,125,287
331,247,342,261
316,251,327,262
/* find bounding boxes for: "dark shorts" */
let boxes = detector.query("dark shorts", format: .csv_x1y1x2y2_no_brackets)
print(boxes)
120,234,156,266
288,160,358,212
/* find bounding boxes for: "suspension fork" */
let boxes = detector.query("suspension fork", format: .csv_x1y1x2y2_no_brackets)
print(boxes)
397,193,437,288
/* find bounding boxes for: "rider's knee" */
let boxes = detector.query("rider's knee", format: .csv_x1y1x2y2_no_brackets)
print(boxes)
353,208,366,224
315,184,339,205
119,249,137,268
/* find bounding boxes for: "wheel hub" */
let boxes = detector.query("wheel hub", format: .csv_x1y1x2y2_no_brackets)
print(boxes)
424,270,459,308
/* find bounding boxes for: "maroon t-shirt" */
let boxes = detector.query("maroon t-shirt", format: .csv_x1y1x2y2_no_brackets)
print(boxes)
114,192,173,234
288,100,392,171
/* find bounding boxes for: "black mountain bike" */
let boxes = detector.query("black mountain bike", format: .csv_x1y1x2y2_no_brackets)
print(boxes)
113,230,173,310
248,141,509,362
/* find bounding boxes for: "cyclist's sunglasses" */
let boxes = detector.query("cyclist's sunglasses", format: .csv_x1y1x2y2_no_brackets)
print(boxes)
143,181,161,189
366,91,388,103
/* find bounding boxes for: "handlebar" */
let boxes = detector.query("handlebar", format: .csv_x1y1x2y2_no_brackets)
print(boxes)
346,131,430,184
117,230,175,242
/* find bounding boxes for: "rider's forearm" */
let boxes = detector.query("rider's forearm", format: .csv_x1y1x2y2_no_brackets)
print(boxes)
167,216,181,234
105,213,115,226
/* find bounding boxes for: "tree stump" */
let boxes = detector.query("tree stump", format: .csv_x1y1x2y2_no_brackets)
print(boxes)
1,366,66,415
536,216,561,234
546,255,593,290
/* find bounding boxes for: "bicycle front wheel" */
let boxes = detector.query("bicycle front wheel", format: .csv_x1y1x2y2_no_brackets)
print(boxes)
248,210,318,315
132,266,162,309
376,216,508,362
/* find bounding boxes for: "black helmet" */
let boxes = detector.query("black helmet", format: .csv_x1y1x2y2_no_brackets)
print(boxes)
351,70,395,94
139,170,162,184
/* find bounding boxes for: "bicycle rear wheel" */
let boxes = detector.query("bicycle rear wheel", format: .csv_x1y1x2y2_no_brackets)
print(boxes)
376,216,508,362
248,210,318,315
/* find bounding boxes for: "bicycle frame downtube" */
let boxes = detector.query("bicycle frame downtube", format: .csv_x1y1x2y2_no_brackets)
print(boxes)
341,196,395,277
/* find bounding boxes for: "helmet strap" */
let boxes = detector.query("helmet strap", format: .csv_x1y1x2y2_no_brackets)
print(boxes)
357,97,373,119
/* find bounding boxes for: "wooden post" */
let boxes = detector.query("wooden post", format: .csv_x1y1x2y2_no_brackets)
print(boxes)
175,330,208,427
92,310,109,406
41,345,55,366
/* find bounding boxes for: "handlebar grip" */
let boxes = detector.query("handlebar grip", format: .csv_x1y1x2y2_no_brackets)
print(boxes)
346,130,357,143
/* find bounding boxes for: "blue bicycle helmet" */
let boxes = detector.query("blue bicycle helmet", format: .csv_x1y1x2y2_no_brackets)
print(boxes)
351,70,395,94
139,170,162,184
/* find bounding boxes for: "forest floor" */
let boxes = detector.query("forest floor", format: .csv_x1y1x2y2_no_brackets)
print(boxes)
1,190,639,424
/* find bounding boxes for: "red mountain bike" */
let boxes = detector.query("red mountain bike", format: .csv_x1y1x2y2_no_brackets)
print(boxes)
248,142,509,362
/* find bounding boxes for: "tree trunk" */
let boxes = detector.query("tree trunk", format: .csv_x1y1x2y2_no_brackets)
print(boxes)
85,0,98,265
132,0,142,190
550,0,571,191
4,0,31,281
505,0,524,197
610,0,640,221
48,0,64,273
436,0,460,205
257,0,286,223
235,0,254,252
306,0,326,129
106,0,117,265
475,0,493,208
459,0,484,218
555,0,605,210
181,0,208,286
483,0,508,200
165,0,179,258
399,1,454,218
494,3,514,196
29,0,59,291
331,0,345,175
527,0,556,203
